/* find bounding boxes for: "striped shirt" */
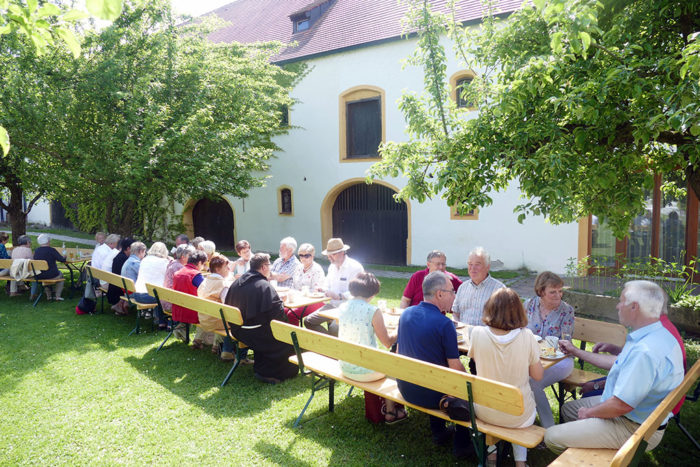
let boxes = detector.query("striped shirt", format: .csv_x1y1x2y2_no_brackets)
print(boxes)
271,255,301,287
452,275,505,326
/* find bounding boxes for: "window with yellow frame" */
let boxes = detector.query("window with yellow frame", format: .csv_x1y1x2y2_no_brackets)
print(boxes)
449,70,477,110
278,186,293,216
450,204,479,220
338,85,385,162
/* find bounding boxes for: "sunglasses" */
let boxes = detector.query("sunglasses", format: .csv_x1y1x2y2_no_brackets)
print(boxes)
298,254,313,258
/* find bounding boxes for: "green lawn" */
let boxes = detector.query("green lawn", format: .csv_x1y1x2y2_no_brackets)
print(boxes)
0,281,698,466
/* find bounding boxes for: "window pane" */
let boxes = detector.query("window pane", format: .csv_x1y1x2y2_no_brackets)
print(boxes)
456,77,473,108
627,195,653,263
346,97,381,158
591,217,616,267
660,188,686,265
281,189,292,214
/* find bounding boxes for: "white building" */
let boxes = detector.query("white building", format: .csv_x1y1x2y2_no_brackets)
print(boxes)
177,0,582,272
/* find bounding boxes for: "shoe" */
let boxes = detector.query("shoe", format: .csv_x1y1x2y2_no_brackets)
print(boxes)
254,373,282,385
191,339,204,350
142,311,152,320
220,351,235,361
432,425,455,446
173,326,187,341
54,297,64,302
383,407,408,425
240,357,254,365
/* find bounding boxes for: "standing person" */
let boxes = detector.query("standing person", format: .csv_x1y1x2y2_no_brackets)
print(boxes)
304,238,364,336
287,243,325,326
270,237,301,288
523,271,575,428
32,234,66,301
172,250,207,343
396,271,472,459
400,250,462,309
452,247,505,326
338,272,404,424
545,281,684,455
8,235,32,296
232,240,251,279
468,288,544,467
107,237,134,314
225,253,298,384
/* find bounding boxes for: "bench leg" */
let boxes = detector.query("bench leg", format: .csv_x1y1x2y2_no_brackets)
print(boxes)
128,308,140,336
32,283,43,307
293,374,332,428
220,345,247,387
157,329,173,351
674,413,700,450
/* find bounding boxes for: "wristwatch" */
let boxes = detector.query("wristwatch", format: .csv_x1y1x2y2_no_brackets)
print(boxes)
593,381,601,391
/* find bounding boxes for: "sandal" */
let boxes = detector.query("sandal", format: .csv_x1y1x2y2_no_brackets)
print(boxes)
191,339,204,350
382,406,408,425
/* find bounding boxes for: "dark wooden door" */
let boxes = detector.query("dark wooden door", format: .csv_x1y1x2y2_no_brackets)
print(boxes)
50,201,76,229
192,197,235,249
332,184,407,265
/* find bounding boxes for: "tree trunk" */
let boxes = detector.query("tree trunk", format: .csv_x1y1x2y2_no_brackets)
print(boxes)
686,165,700,204
105,199,137,237
7,182,28,243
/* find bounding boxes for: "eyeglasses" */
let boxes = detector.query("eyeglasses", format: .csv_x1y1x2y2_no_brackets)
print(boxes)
298,254,313,258
439,289,455,295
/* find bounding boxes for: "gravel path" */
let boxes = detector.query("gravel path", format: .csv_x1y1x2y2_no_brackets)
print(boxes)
28,231,95,246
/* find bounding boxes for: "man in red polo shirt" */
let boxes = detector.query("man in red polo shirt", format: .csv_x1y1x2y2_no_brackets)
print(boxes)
400,250,462,309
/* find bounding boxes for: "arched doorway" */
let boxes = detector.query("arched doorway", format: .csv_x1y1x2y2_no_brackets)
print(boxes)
331,183,408,265
192,197,235,249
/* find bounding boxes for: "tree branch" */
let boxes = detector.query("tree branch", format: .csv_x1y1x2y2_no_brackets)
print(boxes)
26,192,44,212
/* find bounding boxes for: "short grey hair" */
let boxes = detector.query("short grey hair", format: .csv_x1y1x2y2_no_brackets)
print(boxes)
427,250,446,262
298,243,315,255
16,235,31,246
468,246,490,265
280,236,297,252
105,234,121,246
174,244,195,260
200,240,216,256
423,271,450,299
147,242,168,259
130,242,147,256
175,233,189,244
622,280,664,319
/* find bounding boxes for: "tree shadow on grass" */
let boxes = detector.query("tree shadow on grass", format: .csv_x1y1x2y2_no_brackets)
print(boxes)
122,343,308,420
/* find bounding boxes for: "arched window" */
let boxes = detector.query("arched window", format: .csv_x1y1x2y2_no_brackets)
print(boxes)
450,70,477,110
339,86,385,161
278,186,293,216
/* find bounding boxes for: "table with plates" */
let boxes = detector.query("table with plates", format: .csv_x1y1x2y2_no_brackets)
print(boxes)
275,287,330,326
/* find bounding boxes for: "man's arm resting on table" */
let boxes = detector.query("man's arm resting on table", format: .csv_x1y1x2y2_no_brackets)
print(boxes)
577,396,633,420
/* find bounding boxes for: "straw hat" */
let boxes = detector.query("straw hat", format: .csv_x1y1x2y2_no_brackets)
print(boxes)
322,238,350,255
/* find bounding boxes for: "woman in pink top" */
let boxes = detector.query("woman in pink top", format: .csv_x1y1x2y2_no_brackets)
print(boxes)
468,288,544,467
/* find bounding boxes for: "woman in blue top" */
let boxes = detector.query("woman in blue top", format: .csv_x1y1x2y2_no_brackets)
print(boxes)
338,272,406,424
0,232,10,278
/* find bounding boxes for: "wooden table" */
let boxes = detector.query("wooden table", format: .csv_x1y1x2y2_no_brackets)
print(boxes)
279,290,330,325
319,308,566,369
61,255,91,298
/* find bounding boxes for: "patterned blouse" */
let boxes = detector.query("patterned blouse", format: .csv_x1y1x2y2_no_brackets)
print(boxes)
292,261,325,291
338,299,379,378
524,296,575,338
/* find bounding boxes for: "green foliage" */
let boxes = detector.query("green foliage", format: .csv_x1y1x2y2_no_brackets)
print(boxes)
373,0,700,237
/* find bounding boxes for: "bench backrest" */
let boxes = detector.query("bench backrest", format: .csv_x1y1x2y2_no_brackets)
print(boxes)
87,266,136,292
146,283,243,325
611,358,700,466
270,320,525,416
0,259,49,273
574,316,627,347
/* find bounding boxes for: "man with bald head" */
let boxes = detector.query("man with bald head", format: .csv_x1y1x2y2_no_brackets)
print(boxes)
400,250,462,309
452,247,504,326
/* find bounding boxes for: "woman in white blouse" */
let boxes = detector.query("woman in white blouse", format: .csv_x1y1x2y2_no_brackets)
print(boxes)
287,243,325,326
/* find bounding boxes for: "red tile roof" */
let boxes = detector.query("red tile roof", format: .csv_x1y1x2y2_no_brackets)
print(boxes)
206,0,523,64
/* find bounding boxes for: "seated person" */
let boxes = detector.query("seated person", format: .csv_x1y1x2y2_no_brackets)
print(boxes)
170,233,189,255
224,253,297,384
396,271,472,459
200,240,216,270
232,240,251,279
400,250,462,309
469,288,544,467
161,245,194,323
92,234,119,271
32,234,66,301
524,271,574,428
120,242,146,283
286,242,325,326
338,272,404,424
172,250,207,343
0,232,11,277
107,238,134,314
197,254,239,361
9,235,32,296
452,247,505,326
545,281,684,455
270,236,300,288
133,242,170,322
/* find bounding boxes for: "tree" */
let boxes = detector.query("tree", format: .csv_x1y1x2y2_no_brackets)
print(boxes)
0,0,122,241
370,0,700,237
57,0,302,239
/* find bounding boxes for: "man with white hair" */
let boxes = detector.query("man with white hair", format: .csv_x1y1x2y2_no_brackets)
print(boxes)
270,236,300,288
92,233,120,271
452,247,505,325
545,280,684,454
32,233,66,301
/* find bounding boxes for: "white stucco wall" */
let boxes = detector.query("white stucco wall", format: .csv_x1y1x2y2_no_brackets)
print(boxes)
214,34,580,274
26,200,51,226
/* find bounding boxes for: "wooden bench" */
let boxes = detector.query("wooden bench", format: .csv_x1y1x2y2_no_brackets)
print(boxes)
0,258,65,306
550,358,700,466
145,283,248,387
555,317,628,412
86,266,158,335
270,320,546,465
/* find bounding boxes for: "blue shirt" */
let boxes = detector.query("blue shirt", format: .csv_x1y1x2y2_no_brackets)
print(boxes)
271,255,300,288
396,301,459,403
602,320,684,424
0,243,10,259
121,255,142,283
